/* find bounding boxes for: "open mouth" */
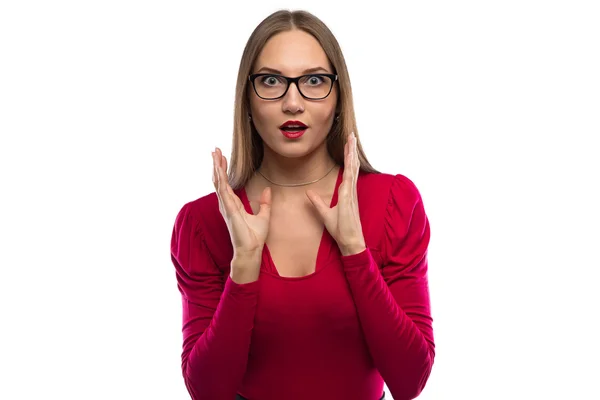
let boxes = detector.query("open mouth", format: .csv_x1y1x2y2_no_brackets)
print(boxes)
279,120,308,131
280,126,307,132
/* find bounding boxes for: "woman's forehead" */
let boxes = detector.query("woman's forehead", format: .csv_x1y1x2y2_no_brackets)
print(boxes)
254,66,332,75
255,31,331,74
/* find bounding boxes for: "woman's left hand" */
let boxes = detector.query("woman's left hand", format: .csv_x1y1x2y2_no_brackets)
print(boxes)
306,132,366,256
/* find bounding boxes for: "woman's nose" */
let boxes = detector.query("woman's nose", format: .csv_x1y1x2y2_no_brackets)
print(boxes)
282,82,304,112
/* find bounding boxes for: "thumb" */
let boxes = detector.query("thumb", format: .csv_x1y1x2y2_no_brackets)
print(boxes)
305,189,329,221
257,186,272,218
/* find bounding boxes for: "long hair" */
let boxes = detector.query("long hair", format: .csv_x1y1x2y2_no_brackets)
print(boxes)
228,9,381,190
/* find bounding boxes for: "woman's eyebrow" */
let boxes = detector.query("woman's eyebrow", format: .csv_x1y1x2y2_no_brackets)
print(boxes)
255,66,331,74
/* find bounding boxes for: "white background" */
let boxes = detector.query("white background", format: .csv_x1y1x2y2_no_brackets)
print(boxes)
1,1,599,399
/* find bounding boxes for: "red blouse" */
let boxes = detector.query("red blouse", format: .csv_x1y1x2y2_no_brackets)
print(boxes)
170,166,435,400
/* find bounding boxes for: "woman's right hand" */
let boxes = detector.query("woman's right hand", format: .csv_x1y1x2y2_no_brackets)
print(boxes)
212,147,272,259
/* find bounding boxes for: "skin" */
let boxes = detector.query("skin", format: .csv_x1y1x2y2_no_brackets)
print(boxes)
248,29,340,198
212,29,365,272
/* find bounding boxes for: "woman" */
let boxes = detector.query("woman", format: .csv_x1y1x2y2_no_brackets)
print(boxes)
170,9,435,400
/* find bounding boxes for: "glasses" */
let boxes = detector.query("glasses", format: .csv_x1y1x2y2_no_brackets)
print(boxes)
249,73,338,100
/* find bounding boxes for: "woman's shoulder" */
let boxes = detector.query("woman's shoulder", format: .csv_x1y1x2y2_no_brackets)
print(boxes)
358,171,428,256
174,190,222,230
358,170,420,196
173,191,233,260
358,170,425,221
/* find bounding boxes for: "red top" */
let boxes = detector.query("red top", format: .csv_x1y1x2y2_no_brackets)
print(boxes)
170,167,435,400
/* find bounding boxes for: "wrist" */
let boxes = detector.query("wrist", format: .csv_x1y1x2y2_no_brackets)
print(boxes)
233,247,263,263
230,268,260,284
230,249,262,284
339,242,367,257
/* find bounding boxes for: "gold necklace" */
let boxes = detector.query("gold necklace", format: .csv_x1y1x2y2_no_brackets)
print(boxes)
256,164,337,187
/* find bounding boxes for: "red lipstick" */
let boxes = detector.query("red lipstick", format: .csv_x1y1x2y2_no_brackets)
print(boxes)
279,120,308,139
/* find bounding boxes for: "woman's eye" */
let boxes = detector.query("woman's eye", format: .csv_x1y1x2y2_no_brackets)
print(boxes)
261,76,282,86
308,76,324,85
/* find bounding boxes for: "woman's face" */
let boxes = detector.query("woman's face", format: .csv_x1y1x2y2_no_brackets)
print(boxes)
248,29,338,159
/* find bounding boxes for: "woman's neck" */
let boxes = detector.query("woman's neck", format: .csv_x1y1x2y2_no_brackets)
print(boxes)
252,145,339,200
260,143,336,184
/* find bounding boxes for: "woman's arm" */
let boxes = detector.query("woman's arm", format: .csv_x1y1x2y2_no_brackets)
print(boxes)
339,175,435,400
171,202,260,400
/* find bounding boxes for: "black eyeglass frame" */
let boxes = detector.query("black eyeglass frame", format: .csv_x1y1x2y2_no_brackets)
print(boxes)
248,73,338,100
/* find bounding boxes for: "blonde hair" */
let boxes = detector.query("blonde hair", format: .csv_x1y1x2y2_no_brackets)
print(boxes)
228,9,381,190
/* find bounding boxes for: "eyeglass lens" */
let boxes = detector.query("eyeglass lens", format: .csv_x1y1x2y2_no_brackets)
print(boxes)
254,75,333,99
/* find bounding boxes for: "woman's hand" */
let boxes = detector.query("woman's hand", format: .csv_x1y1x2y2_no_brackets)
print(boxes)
306,132,367,256
212,148,272,257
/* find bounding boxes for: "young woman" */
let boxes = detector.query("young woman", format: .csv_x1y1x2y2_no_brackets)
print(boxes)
170,9,435,400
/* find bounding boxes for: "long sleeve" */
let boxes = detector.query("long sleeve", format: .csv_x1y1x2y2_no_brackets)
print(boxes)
339,174,435,400
170,202,260,400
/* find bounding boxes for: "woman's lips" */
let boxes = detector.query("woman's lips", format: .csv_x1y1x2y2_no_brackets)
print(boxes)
280,128,307,139
279,120,308,129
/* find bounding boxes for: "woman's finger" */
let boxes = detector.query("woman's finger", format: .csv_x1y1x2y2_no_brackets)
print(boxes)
215,148,245,215
341,134,353,196
212,152,217,188
352,133,359,201
345,133,355,199
352,132,359,184
222,154,244,211
212,151,226,213
344,135,348,160
214,149,235,215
